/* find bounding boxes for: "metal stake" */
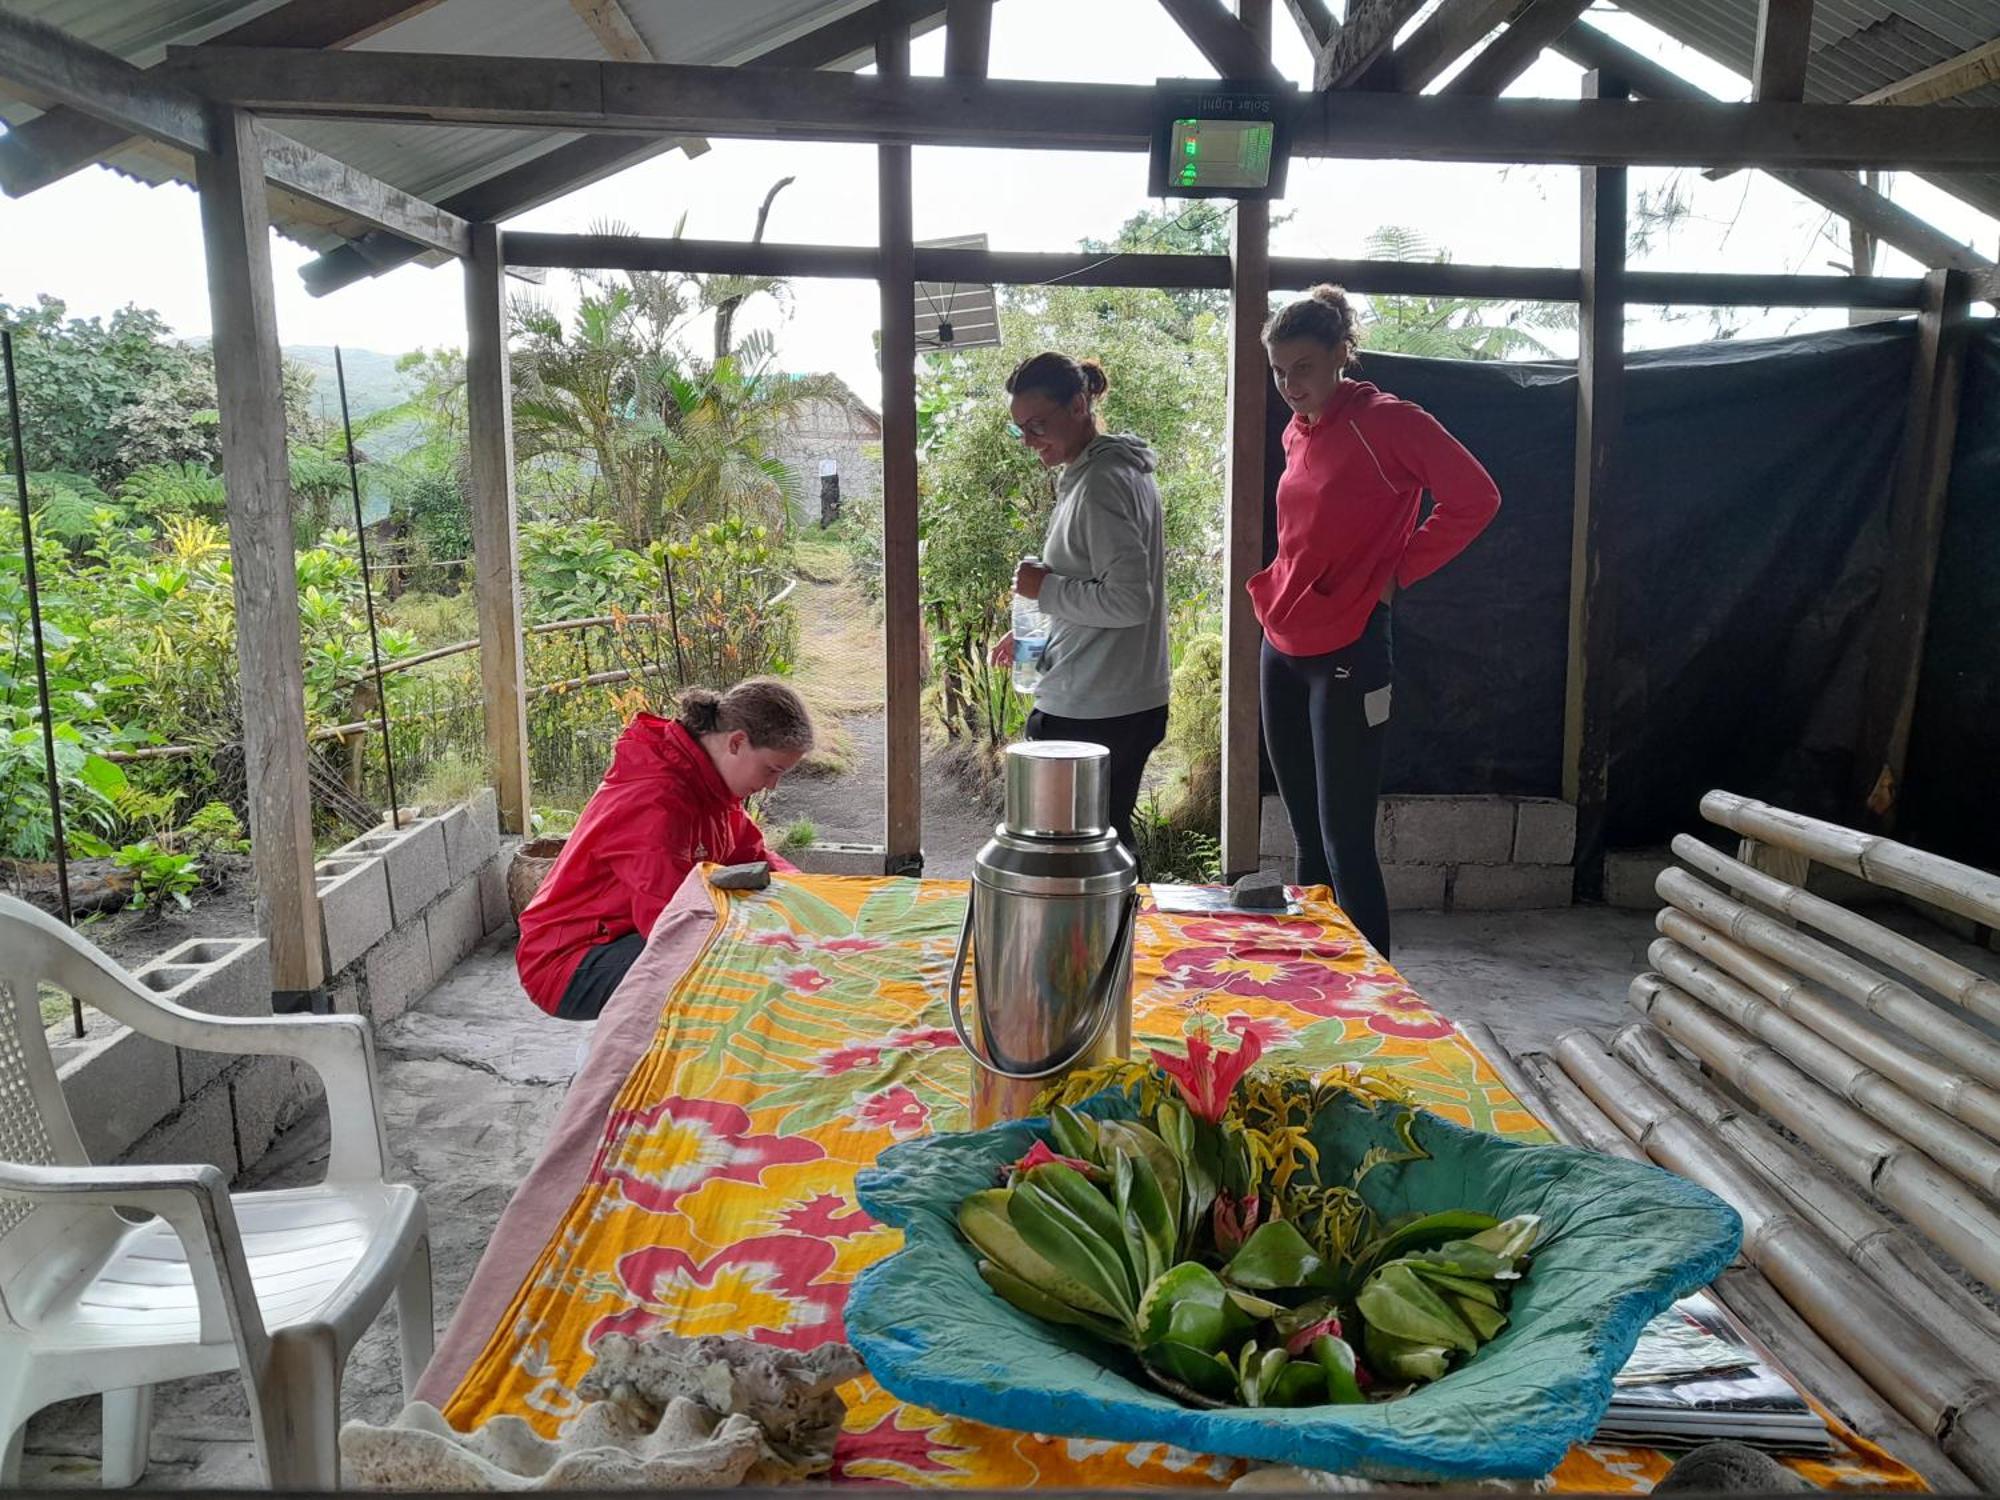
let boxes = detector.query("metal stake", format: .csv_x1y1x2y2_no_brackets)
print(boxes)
334,348,401,824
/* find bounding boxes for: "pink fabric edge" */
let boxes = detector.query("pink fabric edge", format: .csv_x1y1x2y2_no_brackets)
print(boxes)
413,871,723,1409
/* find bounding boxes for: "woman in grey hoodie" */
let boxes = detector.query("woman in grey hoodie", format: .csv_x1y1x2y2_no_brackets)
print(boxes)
995,351,1172,856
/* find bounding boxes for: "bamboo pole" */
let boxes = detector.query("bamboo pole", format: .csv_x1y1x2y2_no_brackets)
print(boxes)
1709,1267,1975,1493
1516,1050,1652,1163
1650,922,2000,1192
1630,971,2000,1290
1613,1021,2000,1365
1673,834,2000,1029
1701,789,2000,928
1658,866,2000,1100
1552,1033,2000,1489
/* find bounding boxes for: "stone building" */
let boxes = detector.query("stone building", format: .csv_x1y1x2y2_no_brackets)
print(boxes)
767,375,882,527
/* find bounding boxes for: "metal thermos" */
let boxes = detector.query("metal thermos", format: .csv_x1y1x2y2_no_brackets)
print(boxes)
948,741,1138,1128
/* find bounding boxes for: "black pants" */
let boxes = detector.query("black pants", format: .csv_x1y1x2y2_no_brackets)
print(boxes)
554,931,645,1021
1261,607,1394,956
1025,704,1169,858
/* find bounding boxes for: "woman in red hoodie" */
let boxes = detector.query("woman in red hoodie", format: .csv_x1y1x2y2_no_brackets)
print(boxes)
516,679,814,1019
1254,285,1500,957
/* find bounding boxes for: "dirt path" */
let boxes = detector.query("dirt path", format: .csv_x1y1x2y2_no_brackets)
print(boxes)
761,538,996,878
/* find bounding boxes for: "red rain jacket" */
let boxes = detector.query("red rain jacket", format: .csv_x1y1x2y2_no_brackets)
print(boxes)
515,713,785,1014
1250,379,1500,658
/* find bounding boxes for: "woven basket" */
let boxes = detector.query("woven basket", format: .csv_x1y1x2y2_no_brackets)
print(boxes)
508,837,568,920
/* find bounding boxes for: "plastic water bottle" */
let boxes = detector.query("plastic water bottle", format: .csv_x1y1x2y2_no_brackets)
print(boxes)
1011,576,1050,695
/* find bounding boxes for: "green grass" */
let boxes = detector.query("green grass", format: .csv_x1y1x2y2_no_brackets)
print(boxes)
778,817,818,853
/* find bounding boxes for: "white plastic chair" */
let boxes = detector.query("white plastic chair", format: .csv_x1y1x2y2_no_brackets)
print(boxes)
0,895,431,1489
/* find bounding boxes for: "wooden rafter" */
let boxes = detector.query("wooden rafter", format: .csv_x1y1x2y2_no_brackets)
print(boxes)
1156,0,1285,80
1552,23,1995,275
1752,0,1814,102
944,0,994,79
569,0,651,62
163,43,2000,170
1316,0,1427,89
0,0,441,197
1441,0,1590,96
1856,38,2000,106
297,0,950,296
1375,0,1520,93
0,9,469,260
1281,0,1338,53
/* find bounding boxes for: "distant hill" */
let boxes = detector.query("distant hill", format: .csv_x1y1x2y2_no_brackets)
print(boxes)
282,346,424,524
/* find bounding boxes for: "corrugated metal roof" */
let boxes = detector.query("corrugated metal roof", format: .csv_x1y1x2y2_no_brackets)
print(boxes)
0,0,884,252
1623,0,2000,221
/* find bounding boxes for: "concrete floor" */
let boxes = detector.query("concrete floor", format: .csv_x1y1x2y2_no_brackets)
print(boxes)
19,907,1657,1488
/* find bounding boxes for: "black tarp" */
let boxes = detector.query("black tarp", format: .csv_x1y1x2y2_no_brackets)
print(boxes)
1257,320,2000,864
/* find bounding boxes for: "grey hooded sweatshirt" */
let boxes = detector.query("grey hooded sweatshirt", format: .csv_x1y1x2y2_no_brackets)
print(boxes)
1033,432,1172,720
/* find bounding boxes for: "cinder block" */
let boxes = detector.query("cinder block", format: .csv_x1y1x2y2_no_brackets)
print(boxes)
1259,795,1294,860
362,916,435,1025
1381,796,1516,866
788,842,889,876
121,1077,238,1181
316,853,392,975
1258,853,1299,885
1452,862,1575,911
1605,848,1675,911
1513,798,1578,866
426,879,483,979
137,936,272,1096
477,851,512,935
1383,863,1448,912
231,1054,307,1171
58,1023,180,1162
442,789,502,885
336,817,449,926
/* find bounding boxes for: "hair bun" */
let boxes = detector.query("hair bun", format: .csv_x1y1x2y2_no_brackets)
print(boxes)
678,687,722,736
1310,283,1351,309
1077,357,1109,398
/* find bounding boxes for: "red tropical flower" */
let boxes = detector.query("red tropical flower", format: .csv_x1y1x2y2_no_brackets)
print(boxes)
1224,1012,1298,1052
1152,1027,1264,1124
858,1084,931,1138
590,1233,845,1349
784,966,830,993
775,1191,877,1241
1280,967,1405,1021
888,1027,959,1052
1005,1139,1097,1183
1285,1313,1344,1357
746,931,804,952
817,1041,886,1075
1365,989,1458,1041
830,1409,975,1481
817,935,886,954
594,1095,823,1215
1212,1190,1262,1255
1161,943,1358,1007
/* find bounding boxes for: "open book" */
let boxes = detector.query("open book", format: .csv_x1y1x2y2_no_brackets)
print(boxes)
1596,1293,1832,1454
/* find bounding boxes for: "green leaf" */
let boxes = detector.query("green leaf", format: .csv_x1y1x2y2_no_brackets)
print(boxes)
1007,1177,1137,1325
1020,1163,1133,1297
1363,1210,1500,1272
1451,1293,1509,1342
1113,1150,1176,1293
1312,1334,1367,1404
77,754,127,797
1363,1324,1453,1384
960,1189,1116,1320
1142,1339,1237,1401
1403,1240,1518,1281
1466,1213,1543,1264
1358,1263,1480,1353
1269,1357,1329,1407
1408,1265,1505,1307
1222,1218,1323,1290
1048,1104,1101,1167
1136,1261,1252,1354
978,1261,1126,1343
1097,1119,1184,1221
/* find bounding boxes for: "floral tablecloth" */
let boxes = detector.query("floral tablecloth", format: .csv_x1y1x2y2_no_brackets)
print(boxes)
435,873,1916,1490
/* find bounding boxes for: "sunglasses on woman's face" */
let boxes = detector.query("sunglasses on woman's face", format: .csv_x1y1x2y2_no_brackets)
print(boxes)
1007,416,1052,440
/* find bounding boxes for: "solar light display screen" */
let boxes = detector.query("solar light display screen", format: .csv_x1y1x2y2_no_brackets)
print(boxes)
1167,117,1276,191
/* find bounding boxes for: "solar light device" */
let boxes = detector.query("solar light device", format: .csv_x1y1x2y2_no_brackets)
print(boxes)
1148,79,1293,200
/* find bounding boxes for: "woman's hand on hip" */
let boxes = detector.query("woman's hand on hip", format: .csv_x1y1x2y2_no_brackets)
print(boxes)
990,631,1016,667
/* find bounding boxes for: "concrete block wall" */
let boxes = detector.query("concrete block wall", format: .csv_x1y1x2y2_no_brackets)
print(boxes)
1261,794,1576,912
53,793,509,1185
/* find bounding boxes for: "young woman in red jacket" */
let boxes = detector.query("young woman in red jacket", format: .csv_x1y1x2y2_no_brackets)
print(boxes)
1255,285,1500,957
515,680,814,1019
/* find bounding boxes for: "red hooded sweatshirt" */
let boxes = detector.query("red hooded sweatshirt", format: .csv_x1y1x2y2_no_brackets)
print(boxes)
1249,380,1500,658
515,713,785,1014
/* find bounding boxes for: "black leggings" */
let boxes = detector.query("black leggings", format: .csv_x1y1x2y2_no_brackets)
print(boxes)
1025,704,1169,859
1261,607,1393,956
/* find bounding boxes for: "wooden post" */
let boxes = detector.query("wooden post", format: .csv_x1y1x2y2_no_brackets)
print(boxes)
464,221,532,834
878,15,924,874
1855,267,1972,827
1562,69,1627,891
1220,0,1272,879
196,106,326,995
944,0,993,78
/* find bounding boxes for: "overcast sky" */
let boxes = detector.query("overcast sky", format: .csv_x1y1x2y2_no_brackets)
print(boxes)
3,0,1993,403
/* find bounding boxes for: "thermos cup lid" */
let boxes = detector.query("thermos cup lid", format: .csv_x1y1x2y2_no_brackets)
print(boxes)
1003,740,1111,839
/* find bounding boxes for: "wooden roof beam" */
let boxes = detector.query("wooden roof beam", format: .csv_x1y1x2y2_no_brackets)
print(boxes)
565,0,708,159
1856,37,2000,106
1372,0,1522,93
1441,0,1591,96
1317,0,1426,89
1155,0,1286,81
944,0,994,79
1752,0,1814,102
1281,0,1338,54
1554,21,1993,276
0,9,469,259
0,0,441,196
164,43,2000,170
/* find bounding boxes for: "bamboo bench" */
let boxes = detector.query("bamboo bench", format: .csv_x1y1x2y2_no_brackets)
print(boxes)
1478,791,2000,1491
